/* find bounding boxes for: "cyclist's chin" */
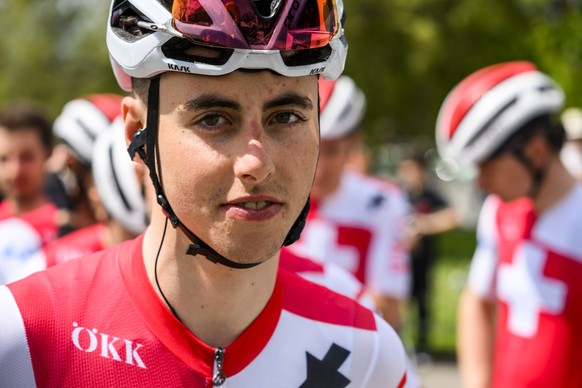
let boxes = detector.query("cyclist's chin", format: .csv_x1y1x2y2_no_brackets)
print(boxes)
207,229,283,266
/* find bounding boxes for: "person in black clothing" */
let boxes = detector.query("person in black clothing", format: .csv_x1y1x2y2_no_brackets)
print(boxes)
397,152,458,354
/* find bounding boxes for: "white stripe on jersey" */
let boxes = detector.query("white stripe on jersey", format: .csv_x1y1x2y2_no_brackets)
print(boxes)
467,195,500,300
0,285,36,388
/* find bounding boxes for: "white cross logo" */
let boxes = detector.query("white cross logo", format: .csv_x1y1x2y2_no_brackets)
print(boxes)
497,242,567,338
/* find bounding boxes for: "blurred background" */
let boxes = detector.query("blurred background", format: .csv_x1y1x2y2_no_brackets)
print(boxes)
5,1,582,143
3,0,582,381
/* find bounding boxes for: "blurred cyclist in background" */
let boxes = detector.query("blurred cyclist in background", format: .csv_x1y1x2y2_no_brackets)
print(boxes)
0,102,56,224
397,151,458,356
40,118,147,266
0,102,62,284
286,75,411,330
50,93,123,231
437,61,582,388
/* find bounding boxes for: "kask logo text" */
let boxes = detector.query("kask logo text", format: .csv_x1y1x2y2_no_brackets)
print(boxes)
71,322,147,369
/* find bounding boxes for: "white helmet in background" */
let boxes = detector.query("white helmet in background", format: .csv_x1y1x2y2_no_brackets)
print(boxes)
53,94,123,166
92,118,147,235
436,61,564,165
319,75,366,140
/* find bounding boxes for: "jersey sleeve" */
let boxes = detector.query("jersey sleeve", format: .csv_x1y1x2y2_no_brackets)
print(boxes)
0,285,36,387
362,314,408,387
466,195,499,300
366,190,411,300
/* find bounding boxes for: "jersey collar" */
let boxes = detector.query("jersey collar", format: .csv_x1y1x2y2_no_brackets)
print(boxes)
119,233,284,377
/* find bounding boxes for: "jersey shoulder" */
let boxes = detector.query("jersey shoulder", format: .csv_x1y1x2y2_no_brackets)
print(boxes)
329,171,409,219
276,269,408,387
279,248,324,274
534,185,582,260
8,240,130,318
278,268,377,331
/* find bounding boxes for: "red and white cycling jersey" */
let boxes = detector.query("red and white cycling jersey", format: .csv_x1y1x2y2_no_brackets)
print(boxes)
288,171,411,299
0,234,408,388
41,223,106,267
468,185,582,387
0,203,59,285
279,248,375,310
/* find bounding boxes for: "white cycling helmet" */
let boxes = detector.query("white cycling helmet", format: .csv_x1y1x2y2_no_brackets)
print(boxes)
107,0,348,92
92,118,148,235
436,61,564,165
53,94,123,166
319,75,366,140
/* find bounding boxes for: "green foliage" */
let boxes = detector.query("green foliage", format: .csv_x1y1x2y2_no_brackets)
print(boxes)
2,0,582,143
0,0,119,119
343,0,582,147
402,229,475,355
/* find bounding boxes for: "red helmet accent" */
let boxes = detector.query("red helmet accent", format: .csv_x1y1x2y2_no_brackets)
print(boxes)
85,94,124,123
442,61,537,140
318,75,366,139
318,78,336,111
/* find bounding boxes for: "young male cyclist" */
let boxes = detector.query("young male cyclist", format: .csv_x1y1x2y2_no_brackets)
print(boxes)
0,1,407,386
437,61,582,388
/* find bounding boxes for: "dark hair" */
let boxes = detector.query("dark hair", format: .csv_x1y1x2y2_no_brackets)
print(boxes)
0,102,53,152
490,113,566,160
132,78,151,103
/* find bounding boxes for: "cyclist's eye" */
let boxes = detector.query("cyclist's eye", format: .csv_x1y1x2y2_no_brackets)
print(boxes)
273,112,303,125
201,114,222,126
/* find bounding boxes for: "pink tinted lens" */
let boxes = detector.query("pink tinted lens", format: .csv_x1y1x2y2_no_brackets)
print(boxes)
172,0,338,50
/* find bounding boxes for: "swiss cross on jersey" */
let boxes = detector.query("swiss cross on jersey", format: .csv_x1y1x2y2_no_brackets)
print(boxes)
1,234,408,387
490,191,582,388
497,242,567,337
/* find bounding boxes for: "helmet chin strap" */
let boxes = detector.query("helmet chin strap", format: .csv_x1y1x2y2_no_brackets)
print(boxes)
511,148,548,199
128,76,309,269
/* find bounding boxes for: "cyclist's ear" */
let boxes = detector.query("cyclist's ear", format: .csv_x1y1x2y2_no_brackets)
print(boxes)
122,96,147,165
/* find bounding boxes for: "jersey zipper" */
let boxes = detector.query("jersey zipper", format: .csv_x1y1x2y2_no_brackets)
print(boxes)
212,347,226,386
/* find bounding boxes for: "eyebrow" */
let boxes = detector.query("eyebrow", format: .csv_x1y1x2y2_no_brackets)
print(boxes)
184,94,241,111
263,92,314,112
182,91,313,112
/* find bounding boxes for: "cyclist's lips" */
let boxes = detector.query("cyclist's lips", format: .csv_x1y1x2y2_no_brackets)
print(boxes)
222,196,283,221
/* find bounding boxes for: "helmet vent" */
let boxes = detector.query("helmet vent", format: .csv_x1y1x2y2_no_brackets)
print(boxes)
110,1,154,40
251,0,282,19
